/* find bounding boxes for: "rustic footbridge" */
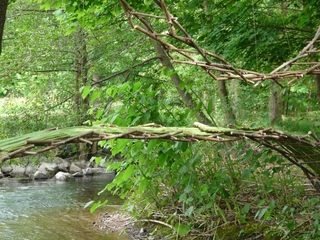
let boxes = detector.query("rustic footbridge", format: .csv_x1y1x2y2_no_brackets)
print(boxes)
0,122,319,192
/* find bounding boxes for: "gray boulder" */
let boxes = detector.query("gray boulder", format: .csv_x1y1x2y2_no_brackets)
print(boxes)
34,162,59,180
72,160,87,169
52,157,70,172
25,164,35,177
70,163,82,174
11,165,26,177
54,171,74,181
1,165,12,177
82,168,94,176
0,170,3,179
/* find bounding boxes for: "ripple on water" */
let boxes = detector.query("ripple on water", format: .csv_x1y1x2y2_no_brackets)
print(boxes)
0,175,130,240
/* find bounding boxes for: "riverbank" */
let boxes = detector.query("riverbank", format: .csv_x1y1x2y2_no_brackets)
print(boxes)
0,152,115,181
94,211,164,240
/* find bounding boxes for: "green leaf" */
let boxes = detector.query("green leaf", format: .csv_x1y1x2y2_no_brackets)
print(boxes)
179,81,185,90
51,1,62,8
116,164,134,182
242,203,250,214
242,169,251,179
164,69,176,77
184,184,193,194
207,98,213,114
107,87,117,98
255,207,268,220
119,83,129,93
142,112,150,122
40,1,51,10
185,206,194,216
180,142,189,152
131,116,141,125
81,85,92,99
147,140,158,152
158,152,167,167
244,149,254,162
179,165,189,174
138,178,149,194
84,200,95,209
96,109,103,119
133,81,142,91
90,91,101,102
174,223,190,237
263,210,271,221
90,199,108,213
257,200,266,207
65,26,76,35
112,139,131,155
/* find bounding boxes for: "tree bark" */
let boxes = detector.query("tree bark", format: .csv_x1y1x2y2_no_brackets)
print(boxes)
0,0,9,54
74,28,89,125
217,81,236,125
229,79,240,119
149,38,211,125
269,81,283,125
315,75,320,109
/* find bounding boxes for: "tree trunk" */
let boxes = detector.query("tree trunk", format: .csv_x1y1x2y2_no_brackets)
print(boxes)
150,38,211,125
74,28,91,161
315,75,320,109
0,0,9,54
217,81,236,125
269,81,283,125
229,79,240,119
74,28,89,125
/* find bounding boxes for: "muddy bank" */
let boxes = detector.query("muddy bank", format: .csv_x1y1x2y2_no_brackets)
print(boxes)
94,211,164,240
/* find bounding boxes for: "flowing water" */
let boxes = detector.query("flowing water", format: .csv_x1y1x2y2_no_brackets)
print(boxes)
0,174,130,240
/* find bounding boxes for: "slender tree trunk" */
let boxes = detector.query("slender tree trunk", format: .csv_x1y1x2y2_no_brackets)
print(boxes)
269,81,283,125
0,0,9,54
74,28,92,161
229,79,240,119
217,81,236,125
315,75,320,108
74,28,89,125
150,38,211,125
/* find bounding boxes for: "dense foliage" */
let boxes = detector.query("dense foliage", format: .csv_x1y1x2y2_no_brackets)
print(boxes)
1,0,320,239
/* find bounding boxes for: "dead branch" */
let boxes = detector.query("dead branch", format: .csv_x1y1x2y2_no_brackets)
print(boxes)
120,0,320,85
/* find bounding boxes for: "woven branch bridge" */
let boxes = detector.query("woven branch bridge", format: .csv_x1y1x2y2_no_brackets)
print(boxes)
0,122,319,192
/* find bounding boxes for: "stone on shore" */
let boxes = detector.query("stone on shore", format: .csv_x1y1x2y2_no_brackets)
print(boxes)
11,165,26,177
70,163,82,174
34,162,59,179
54,171,74,180
54,157,70,172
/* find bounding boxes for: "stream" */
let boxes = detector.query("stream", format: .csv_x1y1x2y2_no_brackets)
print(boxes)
0,174,130,240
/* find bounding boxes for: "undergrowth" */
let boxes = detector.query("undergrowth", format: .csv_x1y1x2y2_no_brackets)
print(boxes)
92,139,320,239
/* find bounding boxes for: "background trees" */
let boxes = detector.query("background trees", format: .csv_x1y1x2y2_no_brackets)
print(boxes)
0,0,9,54
1,0,320,238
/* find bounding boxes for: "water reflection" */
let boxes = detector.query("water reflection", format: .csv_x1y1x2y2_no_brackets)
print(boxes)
0,174,130,240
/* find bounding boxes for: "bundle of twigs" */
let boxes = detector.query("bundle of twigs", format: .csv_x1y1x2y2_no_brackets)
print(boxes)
0,122,319,192
120,0,320,86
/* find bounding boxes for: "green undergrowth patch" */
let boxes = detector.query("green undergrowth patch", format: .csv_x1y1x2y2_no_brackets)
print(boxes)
278,111,320,136
90,139,320,239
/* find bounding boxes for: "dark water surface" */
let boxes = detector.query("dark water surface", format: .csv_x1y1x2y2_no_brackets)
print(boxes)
0,174,130,240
